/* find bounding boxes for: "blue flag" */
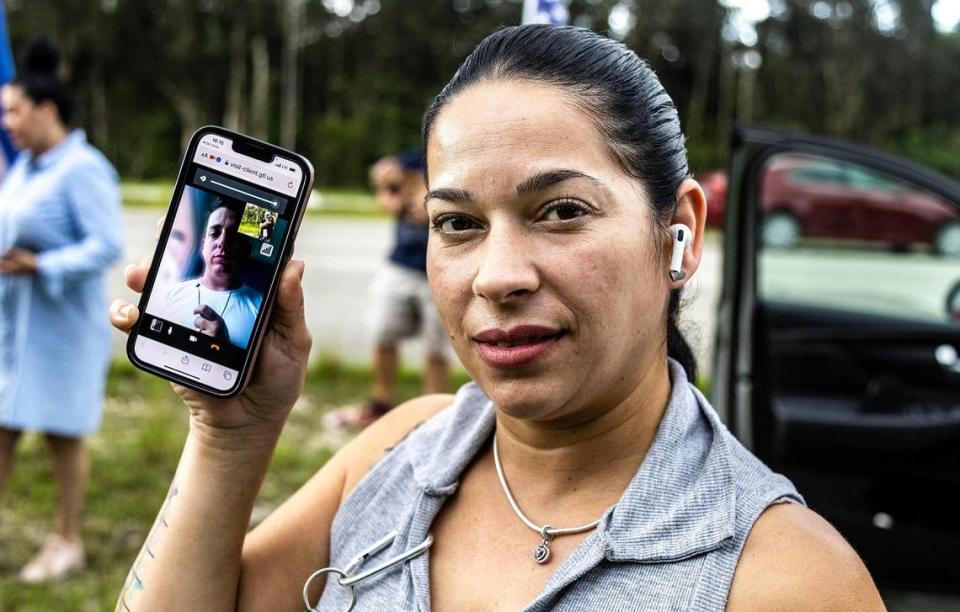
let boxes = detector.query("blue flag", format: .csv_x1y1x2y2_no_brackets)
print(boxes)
522,0,569,25
0,2,17,174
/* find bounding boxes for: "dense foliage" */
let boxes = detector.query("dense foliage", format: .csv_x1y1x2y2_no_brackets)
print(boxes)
5,0,959,184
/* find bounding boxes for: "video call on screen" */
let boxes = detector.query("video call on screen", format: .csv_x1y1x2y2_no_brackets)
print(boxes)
141,163,294,370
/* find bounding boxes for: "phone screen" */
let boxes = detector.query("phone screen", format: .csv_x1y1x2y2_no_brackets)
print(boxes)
131,131,308,392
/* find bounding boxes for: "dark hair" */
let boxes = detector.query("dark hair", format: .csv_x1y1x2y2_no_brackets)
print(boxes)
208,196,246,218
398,150,426,173
422,25,697,381
12,37,73,125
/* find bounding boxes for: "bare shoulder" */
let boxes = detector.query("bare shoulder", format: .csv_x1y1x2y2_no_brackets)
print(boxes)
339,393,455,502
726,502,885,611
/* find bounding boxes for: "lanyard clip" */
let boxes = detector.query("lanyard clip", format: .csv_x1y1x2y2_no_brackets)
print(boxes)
302,531,433,612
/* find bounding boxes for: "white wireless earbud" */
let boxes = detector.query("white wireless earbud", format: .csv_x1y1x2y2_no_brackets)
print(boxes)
668,223,692,282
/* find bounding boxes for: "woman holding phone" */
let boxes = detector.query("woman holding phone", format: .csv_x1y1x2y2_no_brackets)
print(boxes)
0,38,123,582
110,26,882,610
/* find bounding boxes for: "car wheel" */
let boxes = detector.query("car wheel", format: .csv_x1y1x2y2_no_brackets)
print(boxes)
934,220,960,258
761,211,801,249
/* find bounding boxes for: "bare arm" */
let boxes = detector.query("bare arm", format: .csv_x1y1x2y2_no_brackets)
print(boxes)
727,503,886,611
115,421,285,611
237,393,453,611
111,258,313,611
115,393,451,612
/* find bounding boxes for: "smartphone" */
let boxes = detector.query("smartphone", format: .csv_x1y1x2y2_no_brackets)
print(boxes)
127,126,314,397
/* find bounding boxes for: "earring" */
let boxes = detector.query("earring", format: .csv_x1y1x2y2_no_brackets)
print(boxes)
668,223,692,282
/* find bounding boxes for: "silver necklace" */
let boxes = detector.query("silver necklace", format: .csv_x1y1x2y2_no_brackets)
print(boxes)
196,282,234,318
492,432,603,565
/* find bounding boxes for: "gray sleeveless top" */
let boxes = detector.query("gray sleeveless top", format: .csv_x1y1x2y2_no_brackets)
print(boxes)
316,360,803,610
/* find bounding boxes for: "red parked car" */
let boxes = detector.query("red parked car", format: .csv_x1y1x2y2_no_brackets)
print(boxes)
699,155,960,255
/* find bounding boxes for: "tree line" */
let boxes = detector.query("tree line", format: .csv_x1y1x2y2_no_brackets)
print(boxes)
5,0,959,186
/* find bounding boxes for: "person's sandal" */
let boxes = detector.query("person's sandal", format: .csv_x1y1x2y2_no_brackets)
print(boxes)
19,534,85,583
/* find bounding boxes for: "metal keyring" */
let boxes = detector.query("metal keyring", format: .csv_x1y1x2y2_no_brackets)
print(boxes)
302,567,357,612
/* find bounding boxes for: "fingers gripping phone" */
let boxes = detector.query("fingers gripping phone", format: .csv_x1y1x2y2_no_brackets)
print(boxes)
127,127,314,397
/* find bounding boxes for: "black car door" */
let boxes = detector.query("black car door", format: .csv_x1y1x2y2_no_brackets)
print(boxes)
713,125,960,592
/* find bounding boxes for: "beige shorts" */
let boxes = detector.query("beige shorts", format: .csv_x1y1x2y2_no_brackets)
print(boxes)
367,263,450,357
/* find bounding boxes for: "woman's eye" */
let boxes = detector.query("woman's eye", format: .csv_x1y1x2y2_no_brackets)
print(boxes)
433,215,480,233
542,201,588,222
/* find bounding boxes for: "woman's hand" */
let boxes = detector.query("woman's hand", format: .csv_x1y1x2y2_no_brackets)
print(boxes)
0,247,38,275
109,251,312,445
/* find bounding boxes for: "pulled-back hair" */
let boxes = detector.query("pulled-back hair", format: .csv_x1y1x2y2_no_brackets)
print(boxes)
13,37,73,125
422,25,697,381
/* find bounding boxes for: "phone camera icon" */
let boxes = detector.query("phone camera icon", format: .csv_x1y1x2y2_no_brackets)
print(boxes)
223,371,233,381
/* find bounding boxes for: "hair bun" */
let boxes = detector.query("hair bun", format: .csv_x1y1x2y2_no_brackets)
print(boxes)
22,36,61,77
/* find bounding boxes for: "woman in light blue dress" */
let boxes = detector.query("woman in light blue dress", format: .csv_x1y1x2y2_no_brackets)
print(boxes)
0,39,123,582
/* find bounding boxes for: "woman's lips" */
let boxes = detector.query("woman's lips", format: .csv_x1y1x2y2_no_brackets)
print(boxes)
473,326,565,368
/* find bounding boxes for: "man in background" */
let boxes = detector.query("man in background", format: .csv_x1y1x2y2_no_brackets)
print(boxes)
328,152,450,427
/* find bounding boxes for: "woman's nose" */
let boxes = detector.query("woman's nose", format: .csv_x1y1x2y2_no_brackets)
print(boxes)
472,225,540,303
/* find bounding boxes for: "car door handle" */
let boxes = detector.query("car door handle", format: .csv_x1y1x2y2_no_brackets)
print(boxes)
935,344,960,373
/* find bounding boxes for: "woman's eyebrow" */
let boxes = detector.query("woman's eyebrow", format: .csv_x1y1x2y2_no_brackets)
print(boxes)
425,186,473,204
516,169,602,195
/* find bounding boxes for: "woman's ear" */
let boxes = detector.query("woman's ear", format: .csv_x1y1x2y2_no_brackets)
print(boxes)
668,179,707,285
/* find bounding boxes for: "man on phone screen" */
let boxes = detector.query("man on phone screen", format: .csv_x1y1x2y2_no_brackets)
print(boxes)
160,197,262,348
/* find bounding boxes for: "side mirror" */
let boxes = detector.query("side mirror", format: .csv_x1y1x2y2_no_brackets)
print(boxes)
948,280,960,322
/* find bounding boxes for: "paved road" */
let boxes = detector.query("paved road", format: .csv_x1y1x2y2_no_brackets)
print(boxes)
112,210,724,369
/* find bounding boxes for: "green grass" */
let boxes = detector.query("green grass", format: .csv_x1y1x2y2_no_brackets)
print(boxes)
0,357,467,611
239,220,260,236
122,181,385,218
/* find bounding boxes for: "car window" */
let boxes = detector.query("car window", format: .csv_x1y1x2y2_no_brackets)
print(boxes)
845,166,900,193
757,152,960,324
790,165,847,186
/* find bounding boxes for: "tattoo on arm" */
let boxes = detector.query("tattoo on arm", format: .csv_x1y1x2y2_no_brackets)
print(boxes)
115,483,180,612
